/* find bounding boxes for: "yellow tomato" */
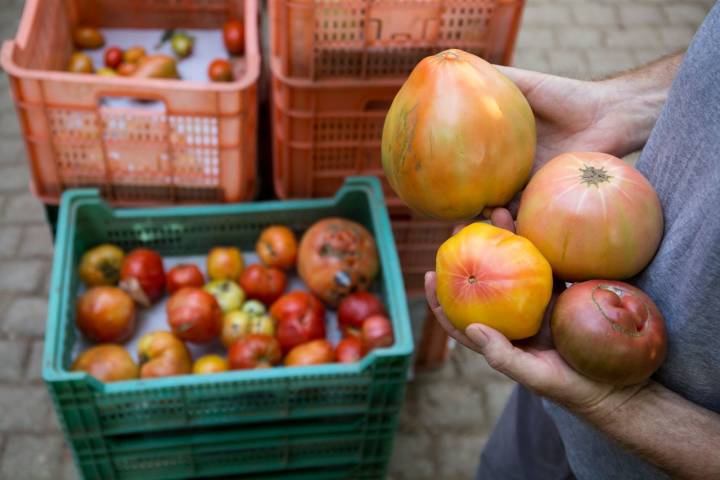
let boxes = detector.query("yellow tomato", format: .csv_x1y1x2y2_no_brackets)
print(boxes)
192,354,228,374
435,223,552,340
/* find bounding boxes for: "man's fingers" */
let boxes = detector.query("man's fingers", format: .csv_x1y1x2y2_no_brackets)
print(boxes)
465,323,547,387
493,65,547,97
490,208,516,233
424,272,485,354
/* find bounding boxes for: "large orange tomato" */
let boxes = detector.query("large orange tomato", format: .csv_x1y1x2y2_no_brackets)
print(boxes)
435,223,553,340
382,49,536,220
516,152,663,281
298,218,378,306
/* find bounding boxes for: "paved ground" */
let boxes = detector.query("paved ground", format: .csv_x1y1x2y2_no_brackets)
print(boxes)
0,0,713,478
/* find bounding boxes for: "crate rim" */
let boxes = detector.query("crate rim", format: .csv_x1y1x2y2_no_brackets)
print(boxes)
0,0,261,93
43,176,414,392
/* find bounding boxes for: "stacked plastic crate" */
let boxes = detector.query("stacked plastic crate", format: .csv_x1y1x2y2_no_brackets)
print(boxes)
268,0,526,293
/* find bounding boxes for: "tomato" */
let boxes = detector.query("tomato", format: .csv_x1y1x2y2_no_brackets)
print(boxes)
79,244,124,287
116,63,137,76
516,152,663,281
335,337,364,363
298,218,379,306
228,334,282,369
435,223,553,340
132,55,179,79
72,26,105,49
221,309,275,348
238,264,287,306
76,286,136,343
208,59,234,82
171,32,194,59
71,345,138,382
204,280,245,313
67,52,94,73
256,225,297,271
207,247,244,281
270,291,326,352
551,280,667,386
122,46,146,64
361,315,394,351
97,67,117,77
167,264,205,294
284,340,335,367
223,19,245,55
337,292,386,337
382,49,535,220
104,46,123,69
138,331,192,378
119,248,166,306
166,287,222,343
192,354,228,374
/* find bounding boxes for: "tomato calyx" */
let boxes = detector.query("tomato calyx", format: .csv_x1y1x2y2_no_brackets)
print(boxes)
591,284,649,337
579,164,612,187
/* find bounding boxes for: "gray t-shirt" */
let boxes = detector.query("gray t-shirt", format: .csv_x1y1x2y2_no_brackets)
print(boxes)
544,3,720,478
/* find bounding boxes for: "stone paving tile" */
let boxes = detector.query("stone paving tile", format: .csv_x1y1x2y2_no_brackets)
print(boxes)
2,192,46,223
0,339,25,381
26,339,44,382
0,261,45,294
19,225,54,258
3,296,49,336
0,434,63,480
0,385,51,432
438,433,489,478
388,431,436,480
0,225,21,257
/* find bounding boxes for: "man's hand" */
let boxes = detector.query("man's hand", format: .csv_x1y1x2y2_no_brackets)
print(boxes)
497,67,631,174
425,208,643,417
491,55,680,215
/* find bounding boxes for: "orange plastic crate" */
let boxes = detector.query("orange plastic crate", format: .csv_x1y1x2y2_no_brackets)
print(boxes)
270,0,525,80
1,0,260,205
390,207,455,294
271,67,404,207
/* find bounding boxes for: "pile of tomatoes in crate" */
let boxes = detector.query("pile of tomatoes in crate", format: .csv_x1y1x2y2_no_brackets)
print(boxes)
67,19,244,82
72,218,395,382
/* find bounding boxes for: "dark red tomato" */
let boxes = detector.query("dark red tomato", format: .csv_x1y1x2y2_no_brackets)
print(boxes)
166,287,222,344
335,337,364,363
338,292,386,337
104,46,123,69
551,280,667,386
167,264,205,294
238,264,287,307
361,315,394,351
270,291,326,352
223,19,245,55
228,334,282,369
208,59,233,82
120,248,166,306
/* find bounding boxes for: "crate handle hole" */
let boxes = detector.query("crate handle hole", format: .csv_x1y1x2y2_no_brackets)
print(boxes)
364,99,392,111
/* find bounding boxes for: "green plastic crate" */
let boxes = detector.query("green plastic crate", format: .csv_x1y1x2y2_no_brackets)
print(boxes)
44,177,413,479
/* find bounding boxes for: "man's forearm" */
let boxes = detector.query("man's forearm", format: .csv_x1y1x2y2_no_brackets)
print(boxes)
581,381,720,479
600,53,683,155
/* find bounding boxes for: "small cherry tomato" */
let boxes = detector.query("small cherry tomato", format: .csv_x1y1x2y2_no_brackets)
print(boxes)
223,19,245,55
104,46,123,69
208,59,234,82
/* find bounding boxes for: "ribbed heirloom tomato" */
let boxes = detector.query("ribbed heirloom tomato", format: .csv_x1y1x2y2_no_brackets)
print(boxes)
382,49,536,220
516,152,663,281
435,223,553,340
